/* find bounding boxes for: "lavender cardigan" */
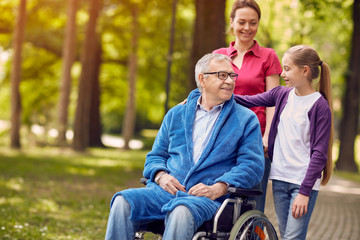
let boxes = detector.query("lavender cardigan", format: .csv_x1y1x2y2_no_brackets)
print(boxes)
234,86,331,196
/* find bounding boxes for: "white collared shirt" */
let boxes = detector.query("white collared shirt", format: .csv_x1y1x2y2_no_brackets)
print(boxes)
192,96,224,164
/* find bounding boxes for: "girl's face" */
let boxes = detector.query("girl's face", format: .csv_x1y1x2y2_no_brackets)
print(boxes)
281,54,307,88
230,7,259,43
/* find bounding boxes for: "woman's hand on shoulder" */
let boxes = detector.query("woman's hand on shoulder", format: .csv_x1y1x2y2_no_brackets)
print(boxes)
178,99,187,105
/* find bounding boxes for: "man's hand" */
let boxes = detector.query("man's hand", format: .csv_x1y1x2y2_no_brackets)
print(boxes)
292,193,309,219
157,172,186,195
188,182,228,200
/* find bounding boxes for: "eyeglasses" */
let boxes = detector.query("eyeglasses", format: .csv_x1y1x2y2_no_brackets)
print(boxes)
203,71,238,81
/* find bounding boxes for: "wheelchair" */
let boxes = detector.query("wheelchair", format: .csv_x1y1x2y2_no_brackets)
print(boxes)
135,178,278,240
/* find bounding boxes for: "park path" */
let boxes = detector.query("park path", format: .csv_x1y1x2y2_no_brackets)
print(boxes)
264,175,360,240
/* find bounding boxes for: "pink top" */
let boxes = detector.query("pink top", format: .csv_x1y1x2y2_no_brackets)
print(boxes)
213,41,282,134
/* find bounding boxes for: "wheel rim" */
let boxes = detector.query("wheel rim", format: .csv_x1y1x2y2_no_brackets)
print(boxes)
229,210,278,240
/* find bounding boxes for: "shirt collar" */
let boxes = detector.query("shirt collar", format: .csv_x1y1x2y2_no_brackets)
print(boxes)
197,96,225,112
227,40,261,58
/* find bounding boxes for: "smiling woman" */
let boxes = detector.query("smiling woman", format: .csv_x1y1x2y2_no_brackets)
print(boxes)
212,0,282,214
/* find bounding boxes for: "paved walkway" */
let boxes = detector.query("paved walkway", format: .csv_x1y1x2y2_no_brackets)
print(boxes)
264,175,360,240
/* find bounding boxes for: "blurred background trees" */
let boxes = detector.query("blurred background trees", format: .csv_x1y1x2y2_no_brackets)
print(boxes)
0,0,358,172
57,0,79,147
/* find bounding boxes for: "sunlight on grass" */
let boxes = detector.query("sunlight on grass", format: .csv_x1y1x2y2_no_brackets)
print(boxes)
30,198,60,213
4,177,24,191
66,166,96,176
0,196,24,205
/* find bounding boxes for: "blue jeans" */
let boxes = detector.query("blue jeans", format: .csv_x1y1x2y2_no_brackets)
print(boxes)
249,157,271,212
105,196,196,240
272,180,318,240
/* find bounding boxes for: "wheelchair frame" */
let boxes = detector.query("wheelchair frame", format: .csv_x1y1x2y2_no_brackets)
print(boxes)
135,181,278,240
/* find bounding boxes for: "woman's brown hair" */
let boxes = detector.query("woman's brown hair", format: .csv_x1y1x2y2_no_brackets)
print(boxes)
285,45,333,185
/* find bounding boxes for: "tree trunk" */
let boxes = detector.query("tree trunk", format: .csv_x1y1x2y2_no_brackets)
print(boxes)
57,0,79,146
72,0,102,151
164,0,178,114
188,0,226,91
337,0,360,172
122,5,139,150
88,37,104,147
10,0,27,149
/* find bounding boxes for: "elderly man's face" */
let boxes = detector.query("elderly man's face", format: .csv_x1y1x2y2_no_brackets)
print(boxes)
200,59,235,105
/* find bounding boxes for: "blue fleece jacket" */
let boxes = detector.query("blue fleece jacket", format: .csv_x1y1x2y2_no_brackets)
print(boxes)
110,89,264,229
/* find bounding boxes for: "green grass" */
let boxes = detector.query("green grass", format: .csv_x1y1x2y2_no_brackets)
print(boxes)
0,146,147,239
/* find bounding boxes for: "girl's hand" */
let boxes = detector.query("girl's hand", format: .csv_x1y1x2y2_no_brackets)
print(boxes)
178,99,187,105
292,193,309,218
262,135,269,158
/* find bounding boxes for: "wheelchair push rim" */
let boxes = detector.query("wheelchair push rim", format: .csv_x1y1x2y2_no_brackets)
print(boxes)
229,210,278,240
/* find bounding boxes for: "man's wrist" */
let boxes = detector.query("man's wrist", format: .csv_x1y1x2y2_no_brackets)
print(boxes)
155,171,167,185
213,182,229,197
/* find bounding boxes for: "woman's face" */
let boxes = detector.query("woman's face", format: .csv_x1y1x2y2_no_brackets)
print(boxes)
230,7,259,43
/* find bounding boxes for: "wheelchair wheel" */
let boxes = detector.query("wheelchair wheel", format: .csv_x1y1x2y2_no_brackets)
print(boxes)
229,210,278,240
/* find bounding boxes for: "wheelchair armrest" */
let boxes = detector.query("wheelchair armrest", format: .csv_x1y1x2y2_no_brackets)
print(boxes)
228,187,262,197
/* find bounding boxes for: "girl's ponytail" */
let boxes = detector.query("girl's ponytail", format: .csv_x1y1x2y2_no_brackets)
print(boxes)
318,61,333,185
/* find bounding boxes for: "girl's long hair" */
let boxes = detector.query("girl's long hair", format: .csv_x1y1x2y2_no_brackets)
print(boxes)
285,45,333,185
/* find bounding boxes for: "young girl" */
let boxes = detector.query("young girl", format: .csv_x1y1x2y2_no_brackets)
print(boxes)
234,45,333,240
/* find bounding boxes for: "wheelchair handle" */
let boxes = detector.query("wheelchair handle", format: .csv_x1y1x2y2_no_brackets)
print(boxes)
140,178,148,185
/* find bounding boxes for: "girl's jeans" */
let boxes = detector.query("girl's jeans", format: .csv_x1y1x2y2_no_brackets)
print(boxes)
272,180,318,240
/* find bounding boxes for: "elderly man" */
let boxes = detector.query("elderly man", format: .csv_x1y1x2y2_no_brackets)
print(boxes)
105,53,264,240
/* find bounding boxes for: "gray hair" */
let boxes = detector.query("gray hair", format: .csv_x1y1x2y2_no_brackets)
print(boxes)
194,53,232,92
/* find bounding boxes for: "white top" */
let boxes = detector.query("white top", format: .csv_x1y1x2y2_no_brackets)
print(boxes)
270,89,322,190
